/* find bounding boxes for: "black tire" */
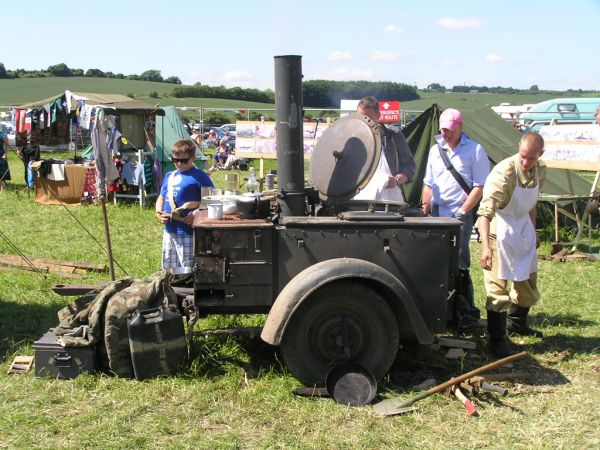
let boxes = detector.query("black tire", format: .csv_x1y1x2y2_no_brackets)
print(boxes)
280,280,399,385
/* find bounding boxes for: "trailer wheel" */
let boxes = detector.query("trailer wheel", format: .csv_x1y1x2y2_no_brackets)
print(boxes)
280,280,399,385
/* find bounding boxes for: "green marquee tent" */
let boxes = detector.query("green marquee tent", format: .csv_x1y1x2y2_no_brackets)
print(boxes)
155,106,207,177
401,104,593,206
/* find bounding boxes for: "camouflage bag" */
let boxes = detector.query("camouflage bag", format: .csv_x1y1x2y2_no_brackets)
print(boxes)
54,272,178,378
54,278,135,347
102,271,178,377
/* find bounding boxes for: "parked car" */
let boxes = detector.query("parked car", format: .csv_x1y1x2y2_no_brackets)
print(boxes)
519,97,600,131
219,124,236,133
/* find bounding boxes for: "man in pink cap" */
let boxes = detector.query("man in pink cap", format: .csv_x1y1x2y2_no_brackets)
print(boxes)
422,108,490,333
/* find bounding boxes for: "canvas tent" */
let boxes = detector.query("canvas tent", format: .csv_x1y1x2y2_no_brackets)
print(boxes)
15,91,164,204
155,106,207,176
401,104,593,206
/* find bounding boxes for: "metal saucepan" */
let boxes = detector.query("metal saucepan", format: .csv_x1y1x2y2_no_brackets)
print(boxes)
236,193,270,219
325,362,377,407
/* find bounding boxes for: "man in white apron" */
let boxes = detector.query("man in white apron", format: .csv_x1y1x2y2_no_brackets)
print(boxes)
477,132,547,356
353,96,415,202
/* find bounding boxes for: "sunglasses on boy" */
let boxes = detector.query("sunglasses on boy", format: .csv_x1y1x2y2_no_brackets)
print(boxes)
172,157,190,164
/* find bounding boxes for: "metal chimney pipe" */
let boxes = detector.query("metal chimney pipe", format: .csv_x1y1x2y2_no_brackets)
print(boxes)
274,55,305,217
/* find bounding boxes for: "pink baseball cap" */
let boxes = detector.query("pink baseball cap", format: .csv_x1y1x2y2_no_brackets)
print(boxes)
439,108,463,131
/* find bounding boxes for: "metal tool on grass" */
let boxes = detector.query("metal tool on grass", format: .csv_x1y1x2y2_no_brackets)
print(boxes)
448,385,477,416
373,351,527,417
466,375,509,396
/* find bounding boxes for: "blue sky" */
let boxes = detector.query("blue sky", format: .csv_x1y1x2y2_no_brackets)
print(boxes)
3,0,599,91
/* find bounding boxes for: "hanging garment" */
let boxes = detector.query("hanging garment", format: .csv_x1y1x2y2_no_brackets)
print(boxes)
79,104,94,129
121,160,144,186
91,111,120,195
495,168,540,281
353,149,404,202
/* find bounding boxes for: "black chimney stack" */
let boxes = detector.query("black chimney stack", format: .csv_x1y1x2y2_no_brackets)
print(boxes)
274,55,305,217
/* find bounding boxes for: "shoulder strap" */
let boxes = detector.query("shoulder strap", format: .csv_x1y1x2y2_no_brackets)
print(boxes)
167,172,177,211
437,144,472,194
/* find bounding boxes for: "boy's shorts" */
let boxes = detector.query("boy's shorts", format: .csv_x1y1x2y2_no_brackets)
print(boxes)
162,231,194,274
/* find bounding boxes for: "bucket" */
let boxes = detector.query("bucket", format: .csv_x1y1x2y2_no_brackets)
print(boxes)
325,362,377,406
224,173,240,193
207,203,223,220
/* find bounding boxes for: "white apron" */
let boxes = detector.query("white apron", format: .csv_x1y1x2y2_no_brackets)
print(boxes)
353,150,404,202
495,168,539,281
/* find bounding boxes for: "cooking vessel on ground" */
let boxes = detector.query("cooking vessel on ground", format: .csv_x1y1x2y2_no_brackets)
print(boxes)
325,362,377,407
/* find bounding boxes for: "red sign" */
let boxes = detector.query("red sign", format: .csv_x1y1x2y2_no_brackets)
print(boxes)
378,100,401,123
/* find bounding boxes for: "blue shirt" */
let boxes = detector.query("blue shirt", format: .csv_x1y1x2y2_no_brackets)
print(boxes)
423,132,490,217
160,166,214,235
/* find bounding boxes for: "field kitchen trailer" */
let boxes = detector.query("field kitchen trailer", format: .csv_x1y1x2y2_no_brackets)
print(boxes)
185,55,462,385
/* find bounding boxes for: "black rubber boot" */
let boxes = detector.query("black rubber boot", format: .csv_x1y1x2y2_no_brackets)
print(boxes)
507,304,544,338
487,309,515,357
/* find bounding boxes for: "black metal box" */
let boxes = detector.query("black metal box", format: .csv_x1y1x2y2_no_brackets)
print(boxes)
32,330,97,379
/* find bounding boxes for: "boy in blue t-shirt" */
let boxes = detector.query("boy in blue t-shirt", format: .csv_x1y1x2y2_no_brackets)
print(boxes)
156,140,214,274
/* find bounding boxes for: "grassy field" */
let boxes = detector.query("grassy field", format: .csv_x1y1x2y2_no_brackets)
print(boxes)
0,77,275,110
402,91,559,111
0,152,599,448
0,76,573,114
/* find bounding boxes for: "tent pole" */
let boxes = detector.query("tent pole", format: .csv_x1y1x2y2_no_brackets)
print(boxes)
101,196,116,281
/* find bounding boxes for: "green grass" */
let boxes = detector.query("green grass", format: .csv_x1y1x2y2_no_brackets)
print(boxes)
0,77,275,110
0,77,571,114
0,152,599,448
401,91,559,111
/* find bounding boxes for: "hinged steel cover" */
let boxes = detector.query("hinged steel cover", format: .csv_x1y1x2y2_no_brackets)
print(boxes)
310,114,381,203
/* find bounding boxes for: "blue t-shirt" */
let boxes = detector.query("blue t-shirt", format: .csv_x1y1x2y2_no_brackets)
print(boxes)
160,166,214,235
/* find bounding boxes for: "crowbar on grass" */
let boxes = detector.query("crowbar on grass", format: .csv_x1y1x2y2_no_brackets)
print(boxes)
373,351,528,417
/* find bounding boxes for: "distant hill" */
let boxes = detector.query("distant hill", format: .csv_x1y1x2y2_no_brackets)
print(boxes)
0,77,275,110
0,76,586,114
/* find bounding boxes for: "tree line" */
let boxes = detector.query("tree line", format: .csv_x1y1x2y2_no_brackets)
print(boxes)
426,82,599,96
173,80,420,107
303,80,419,107
0,63,181,84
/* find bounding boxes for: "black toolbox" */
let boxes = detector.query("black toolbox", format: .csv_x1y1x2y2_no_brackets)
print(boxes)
32,330,97,379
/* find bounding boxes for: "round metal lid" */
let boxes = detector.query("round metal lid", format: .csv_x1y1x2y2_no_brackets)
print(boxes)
310,114,381,203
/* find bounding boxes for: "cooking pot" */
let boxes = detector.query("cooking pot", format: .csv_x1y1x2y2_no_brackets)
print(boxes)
222,199,237,215
207,202,223,220
325,362,377,407
236,193,270,219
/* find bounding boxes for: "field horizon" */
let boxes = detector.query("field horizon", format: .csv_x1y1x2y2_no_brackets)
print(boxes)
0,76,580,113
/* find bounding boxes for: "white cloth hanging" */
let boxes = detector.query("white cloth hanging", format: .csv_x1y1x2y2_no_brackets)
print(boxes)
353,149,404,202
